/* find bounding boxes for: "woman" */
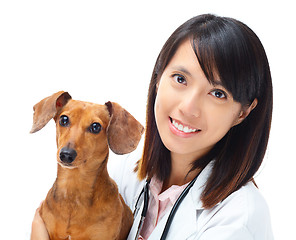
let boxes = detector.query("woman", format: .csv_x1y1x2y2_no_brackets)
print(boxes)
31,14,273,239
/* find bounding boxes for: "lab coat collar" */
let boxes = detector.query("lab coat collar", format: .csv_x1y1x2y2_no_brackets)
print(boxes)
128,161,215,240
163,161,216,239
132,160,215,213
190,160,215,210
150,161,216,239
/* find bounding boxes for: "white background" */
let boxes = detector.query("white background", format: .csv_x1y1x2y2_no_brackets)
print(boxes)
0,0,295,239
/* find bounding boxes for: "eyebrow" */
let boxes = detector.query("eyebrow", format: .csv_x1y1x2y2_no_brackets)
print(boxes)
211,79,223,87
171,66,193,78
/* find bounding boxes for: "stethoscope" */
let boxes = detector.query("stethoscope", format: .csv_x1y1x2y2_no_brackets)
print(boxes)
133,172,200,240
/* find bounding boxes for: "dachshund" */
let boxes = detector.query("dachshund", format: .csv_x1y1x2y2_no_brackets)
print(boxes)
30,91,144,240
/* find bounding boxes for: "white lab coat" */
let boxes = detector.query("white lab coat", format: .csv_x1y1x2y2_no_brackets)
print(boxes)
109,150,274,240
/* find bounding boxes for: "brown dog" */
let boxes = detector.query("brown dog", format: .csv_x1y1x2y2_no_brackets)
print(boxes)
31,91,144,240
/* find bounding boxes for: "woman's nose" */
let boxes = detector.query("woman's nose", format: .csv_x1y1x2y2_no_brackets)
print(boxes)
178,91,202,118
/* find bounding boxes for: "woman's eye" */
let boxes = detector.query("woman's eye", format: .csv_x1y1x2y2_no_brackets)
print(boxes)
210,90,227,99
89,122,102,134
172,74,187,85
59,115,70,127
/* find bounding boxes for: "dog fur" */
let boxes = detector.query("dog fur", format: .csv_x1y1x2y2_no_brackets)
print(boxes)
31,91,144,240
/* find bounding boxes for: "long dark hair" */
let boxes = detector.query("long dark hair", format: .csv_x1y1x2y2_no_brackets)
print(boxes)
137,14,272,208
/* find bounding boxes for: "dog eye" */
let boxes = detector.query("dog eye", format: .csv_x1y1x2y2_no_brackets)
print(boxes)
59,115,70,127
89,122,101,134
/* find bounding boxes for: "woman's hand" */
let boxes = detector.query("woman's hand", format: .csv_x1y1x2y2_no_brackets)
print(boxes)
30,203,49,240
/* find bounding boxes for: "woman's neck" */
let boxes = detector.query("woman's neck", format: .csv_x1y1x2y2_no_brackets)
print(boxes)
161,152,202,193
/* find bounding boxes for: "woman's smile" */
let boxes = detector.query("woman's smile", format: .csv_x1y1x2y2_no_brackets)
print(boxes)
169,117,201,137
154,40,244,161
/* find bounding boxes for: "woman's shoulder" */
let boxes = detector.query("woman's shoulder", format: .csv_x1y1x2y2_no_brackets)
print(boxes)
224,182,271,224
200,182,273,239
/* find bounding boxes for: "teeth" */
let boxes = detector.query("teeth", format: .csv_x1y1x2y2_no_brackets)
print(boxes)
172,119,198,133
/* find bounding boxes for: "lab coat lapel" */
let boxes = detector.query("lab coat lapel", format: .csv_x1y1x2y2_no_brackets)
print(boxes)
190,161,214,210
127,181,146,240
149,161,214,239
128,161,214,240
146,185,200,239
127,202,143,239
164,193,199,239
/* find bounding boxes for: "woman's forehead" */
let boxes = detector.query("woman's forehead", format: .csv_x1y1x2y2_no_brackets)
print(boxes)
165,39,224,86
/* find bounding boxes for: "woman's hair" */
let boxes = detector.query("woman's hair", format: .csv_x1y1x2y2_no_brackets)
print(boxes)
137,14,272,208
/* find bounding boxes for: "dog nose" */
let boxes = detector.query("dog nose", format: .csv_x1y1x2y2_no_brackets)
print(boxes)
59,147,77,164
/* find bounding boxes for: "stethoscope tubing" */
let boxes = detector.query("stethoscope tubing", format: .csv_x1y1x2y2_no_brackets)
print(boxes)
160,176,198,239
134,179,150,239
134,174,199,240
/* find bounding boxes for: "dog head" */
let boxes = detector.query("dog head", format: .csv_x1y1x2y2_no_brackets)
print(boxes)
31,91,144,169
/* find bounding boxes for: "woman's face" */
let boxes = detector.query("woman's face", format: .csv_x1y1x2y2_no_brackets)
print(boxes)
154,40,245,163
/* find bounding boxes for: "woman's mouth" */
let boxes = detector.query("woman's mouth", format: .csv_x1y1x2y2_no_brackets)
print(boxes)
169,117,201,136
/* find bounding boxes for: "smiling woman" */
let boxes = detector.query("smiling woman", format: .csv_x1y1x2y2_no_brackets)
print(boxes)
30,13,273,240
154,39,251,175
130,13,273,239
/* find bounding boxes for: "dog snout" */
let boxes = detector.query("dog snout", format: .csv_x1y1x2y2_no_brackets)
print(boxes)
59,147,77,164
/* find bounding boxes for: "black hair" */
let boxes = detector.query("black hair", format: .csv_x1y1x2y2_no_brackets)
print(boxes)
138,14,272,208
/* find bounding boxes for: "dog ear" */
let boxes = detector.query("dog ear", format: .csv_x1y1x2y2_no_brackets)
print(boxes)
30,91,72,133
105,101,144,155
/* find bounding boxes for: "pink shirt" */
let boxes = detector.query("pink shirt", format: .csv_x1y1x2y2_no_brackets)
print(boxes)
139,177,189,240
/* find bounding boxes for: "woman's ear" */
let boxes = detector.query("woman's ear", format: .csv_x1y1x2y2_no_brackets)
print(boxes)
156,82,160,93
234,98,258,126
